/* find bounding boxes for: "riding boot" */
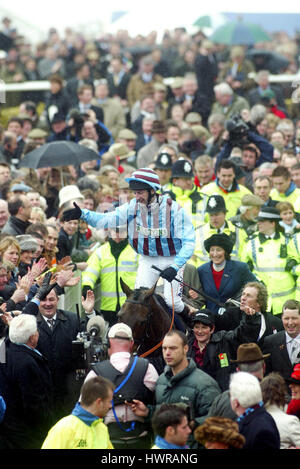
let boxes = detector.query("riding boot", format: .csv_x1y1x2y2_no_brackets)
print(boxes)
178,305,193,329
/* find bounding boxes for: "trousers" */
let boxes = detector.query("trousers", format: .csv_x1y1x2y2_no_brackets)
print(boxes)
135,254,185,312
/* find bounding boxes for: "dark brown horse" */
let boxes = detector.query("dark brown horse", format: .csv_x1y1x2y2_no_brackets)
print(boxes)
118,278,178,373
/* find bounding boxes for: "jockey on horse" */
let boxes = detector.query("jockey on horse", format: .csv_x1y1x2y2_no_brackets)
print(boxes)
62,167,196,325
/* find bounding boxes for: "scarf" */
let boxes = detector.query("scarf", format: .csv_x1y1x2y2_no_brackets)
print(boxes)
153,435,189,450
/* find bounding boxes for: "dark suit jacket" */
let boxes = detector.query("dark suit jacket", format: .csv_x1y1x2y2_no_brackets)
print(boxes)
247,85,286,109
106,71,131,100
238,406,280,449
65,77,95,108
45,90,71,124
131,114,146,135
262,330,294,379
188,92,211,127
0,341,54,449
57,227,73,261
135,133,151,152
194,53,218,104
197,260,257,315
23,300,86,419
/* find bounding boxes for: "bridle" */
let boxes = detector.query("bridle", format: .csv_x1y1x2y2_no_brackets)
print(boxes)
122,298,153,353
122,288,175,358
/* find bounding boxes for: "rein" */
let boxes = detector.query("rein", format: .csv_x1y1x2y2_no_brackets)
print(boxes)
124,288,175,358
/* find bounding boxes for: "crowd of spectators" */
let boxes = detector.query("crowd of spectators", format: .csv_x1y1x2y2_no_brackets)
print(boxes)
1,14,300,451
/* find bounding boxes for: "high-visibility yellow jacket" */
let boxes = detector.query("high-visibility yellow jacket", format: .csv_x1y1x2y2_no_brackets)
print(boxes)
201,181,251,219
81,240,138,311
189,220,245,268
284,232,300,302
41,404,113,449
163,183,209,227
240,232,296,315
270,186,300,212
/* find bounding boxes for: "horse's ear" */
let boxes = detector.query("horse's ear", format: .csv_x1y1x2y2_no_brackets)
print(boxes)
120,277,133,297
144,282,157,299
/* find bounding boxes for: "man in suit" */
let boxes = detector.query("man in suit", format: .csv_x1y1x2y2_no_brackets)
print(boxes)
76,84,104,123
65,63,93,109
194,40,218,105
23,286,89,420
0,314,54,448
136,120,167,168
263,299,300,380
131,95,156,136
135,117,153,153
181,74,211,127
106,56,131,101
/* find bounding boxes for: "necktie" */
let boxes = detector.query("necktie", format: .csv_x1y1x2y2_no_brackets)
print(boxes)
47,319,55,330
290,340,300,365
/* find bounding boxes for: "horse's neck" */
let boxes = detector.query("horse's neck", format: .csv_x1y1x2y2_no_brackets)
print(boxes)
149,294,173,333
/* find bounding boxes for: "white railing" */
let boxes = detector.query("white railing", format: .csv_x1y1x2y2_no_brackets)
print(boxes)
0,72,299,95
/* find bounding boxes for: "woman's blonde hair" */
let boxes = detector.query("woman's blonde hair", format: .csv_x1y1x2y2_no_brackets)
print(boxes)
0,236,21,264
30,206,47,223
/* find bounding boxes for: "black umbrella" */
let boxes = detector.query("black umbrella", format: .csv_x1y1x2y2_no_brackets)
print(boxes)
246,50,289,74
19,141,99,169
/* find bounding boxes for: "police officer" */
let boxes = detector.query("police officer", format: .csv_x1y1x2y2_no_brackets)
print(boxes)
191,195,241,268
241,206,297,316
153,151,173,189
163,158,208,228
81,226,138,326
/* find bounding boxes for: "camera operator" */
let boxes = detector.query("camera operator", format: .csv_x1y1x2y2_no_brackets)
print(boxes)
215,112,274,191
67,109,112,154
83,322,159,450
47,112,70,142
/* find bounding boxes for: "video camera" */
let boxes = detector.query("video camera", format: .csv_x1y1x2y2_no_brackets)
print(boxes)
67,109,86,139
72,316,109,379
225,114,249,145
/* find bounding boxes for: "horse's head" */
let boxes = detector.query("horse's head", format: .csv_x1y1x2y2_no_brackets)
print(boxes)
118,278,157,352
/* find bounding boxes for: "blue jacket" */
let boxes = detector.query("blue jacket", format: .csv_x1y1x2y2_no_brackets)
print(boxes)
81,195,195,271
197,260,257,314
0,395,6,423
215,131,274,170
